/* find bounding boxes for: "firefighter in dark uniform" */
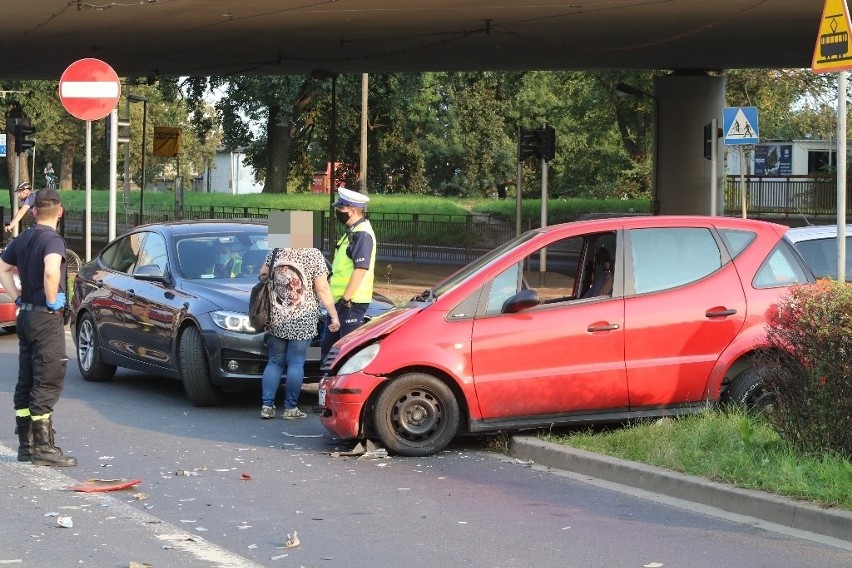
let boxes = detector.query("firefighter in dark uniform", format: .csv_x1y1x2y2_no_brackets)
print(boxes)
0,188,76,467
320,187,376,363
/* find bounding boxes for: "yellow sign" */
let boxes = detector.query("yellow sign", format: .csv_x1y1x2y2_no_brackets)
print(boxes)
813,0,852,73
153,127,181,157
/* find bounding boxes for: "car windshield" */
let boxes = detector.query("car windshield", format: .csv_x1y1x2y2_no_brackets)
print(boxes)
423,230,541,299
176,231,269,280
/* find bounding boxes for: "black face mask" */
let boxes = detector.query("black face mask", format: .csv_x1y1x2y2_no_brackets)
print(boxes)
335,210,351,225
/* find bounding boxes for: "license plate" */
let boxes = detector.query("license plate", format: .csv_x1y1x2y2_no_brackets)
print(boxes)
318,387,326,407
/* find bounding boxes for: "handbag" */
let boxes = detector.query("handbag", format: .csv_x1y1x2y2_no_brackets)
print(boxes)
248,248,278,331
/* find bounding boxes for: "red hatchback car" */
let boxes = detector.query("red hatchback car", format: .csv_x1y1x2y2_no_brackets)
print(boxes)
319,216,814,456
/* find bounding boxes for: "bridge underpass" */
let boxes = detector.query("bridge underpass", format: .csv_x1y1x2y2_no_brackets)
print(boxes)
3,1,829,215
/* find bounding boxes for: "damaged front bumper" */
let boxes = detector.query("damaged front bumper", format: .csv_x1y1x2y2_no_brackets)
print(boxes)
319,372,387,440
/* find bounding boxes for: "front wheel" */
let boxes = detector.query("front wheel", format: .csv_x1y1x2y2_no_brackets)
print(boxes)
76,313,117,381
372,373,459,457
179,326,222,407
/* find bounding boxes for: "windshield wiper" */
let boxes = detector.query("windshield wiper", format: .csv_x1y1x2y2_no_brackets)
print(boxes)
412,288,436,302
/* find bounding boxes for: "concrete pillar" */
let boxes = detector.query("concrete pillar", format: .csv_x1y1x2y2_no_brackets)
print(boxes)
655,73,726,215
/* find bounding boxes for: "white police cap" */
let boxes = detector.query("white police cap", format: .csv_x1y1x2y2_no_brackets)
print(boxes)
332,187,370,208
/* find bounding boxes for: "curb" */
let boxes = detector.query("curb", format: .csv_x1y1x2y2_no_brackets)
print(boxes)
510,435,852,543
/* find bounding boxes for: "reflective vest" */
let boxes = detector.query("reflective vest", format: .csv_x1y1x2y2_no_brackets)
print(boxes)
330,220,376,303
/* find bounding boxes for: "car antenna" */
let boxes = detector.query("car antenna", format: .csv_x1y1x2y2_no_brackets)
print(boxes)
792,191,814,226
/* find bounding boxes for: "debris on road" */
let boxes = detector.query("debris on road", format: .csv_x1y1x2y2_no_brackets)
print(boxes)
280,531,300,548
240,472,252,481
67,478,142,493
56,516,73,528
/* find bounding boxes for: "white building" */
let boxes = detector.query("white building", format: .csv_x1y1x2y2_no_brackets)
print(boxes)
198,147,263,194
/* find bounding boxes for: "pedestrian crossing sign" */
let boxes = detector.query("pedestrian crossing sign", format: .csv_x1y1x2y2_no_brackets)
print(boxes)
812,0,852,73
723,106,759,146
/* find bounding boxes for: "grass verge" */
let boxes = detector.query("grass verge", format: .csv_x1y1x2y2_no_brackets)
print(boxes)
540,407,852,510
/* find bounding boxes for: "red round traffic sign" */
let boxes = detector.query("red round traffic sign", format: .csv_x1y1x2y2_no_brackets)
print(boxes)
59,58,121,121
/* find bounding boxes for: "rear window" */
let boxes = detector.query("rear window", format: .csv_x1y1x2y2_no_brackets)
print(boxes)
754,243,811,288
793,236,852,281
630,227,721,294
718,229,756,258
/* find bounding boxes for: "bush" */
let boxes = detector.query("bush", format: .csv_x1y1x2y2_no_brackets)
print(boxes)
756,280,852,459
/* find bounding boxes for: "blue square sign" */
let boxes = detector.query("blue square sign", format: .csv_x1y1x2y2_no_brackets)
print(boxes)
723,107,759,145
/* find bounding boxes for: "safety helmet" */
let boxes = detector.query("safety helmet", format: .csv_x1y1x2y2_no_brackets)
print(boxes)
15,181,32,193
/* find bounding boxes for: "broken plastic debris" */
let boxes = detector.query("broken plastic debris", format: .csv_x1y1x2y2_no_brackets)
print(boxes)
270,553,289,560
175,469,201,476
129,563,153,568
280,531,300,549
282,431,323,438
240,472,252,480
131,493,148,501
643,564,664,568
0,560,23,565
57,517,73,528
514,459,534,466
68,478,142,493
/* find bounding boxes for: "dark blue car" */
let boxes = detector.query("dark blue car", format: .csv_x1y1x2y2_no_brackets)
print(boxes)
70,220,393,406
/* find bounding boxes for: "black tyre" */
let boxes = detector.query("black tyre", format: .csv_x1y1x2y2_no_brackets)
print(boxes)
76,313,117,382
178,325,222,406
373,373,459,457
65,249,83,276
724,368,776,412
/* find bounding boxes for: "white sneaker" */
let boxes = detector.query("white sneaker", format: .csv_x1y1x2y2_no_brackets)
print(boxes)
260,405,276,419
281,407,307,420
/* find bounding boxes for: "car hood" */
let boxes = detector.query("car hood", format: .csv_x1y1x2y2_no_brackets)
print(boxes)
179,279,254,312
334,304,426,354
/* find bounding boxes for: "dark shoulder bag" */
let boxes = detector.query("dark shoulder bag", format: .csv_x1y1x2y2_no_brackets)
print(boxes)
248,248,278,332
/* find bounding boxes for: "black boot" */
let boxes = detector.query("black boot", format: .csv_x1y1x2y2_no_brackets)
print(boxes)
15,416,32,462
30,418,77,467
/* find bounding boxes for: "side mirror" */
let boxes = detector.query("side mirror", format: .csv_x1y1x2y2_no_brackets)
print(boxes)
502,289,540,314
133,264,166,282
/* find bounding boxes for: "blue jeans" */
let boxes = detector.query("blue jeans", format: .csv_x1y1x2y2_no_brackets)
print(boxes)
261,335,311,409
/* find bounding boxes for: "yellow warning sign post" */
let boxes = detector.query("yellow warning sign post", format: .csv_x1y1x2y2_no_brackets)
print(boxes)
153,127,181,157
813,0,852,73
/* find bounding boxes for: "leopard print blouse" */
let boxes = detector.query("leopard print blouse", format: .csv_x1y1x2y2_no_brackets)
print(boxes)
263,248,328,340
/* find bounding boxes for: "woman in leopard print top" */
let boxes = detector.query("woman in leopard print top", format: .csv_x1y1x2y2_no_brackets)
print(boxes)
258,247,339,419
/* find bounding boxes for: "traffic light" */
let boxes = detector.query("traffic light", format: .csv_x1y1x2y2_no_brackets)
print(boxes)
14,123,35,155
535,126,556,162
703,122,722,160
519,130,538,161
105,115,131,153
519,126,557,162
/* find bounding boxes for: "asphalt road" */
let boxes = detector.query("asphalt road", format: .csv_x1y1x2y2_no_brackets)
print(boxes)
0,328,849,567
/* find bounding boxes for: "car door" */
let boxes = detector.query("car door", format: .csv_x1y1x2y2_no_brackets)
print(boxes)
623,226,746,409
87,233,146,357
119,231,179,369
470,231,629,421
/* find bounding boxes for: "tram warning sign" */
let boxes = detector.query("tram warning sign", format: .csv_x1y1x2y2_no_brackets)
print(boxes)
813,0,852,73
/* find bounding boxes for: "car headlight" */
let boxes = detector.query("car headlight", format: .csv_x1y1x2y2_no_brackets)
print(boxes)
211,311,256,333
338,343,380,375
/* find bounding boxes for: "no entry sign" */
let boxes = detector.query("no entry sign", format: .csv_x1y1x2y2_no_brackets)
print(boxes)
59,58,121,121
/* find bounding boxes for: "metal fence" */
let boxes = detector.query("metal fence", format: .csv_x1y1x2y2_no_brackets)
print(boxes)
0,206,518,266
724,175,843,217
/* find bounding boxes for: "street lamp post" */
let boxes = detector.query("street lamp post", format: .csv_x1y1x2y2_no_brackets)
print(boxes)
127,94,148,225
615,82,659,214
311,69,339,252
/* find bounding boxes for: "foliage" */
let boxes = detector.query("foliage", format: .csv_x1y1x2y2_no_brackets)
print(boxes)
542,408,852,509
755,280,852,460
473,197,650,225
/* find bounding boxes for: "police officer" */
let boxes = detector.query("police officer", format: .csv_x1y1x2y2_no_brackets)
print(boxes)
320,187,376,363
0,188,76,467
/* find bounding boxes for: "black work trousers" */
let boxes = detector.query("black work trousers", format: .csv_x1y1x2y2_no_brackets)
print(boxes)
14,309,68,417
320,300,368,364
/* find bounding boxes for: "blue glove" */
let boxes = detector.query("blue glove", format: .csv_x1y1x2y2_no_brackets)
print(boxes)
47,292,66,311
